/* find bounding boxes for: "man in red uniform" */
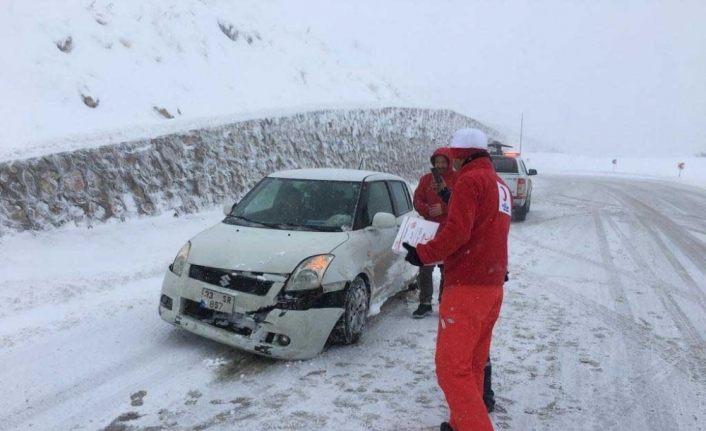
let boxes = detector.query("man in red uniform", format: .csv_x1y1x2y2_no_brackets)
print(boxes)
403,128,511,431
412,147,457,318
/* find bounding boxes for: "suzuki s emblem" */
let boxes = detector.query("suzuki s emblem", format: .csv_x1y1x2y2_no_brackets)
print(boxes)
219,274,232,287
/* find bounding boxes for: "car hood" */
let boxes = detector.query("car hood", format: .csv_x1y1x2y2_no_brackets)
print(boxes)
187,222,350,274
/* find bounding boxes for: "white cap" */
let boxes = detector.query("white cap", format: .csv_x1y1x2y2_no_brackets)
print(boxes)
450,128,488,150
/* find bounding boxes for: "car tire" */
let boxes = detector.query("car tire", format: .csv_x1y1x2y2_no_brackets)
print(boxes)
514,202,528,221
330,276,369,345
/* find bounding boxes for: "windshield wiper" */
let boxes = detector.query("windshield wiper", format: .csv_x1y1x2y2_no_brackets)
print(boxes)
300,225,342,232
227,215,280,229
270,222,318,231
271,223,340,232
226,216,341,232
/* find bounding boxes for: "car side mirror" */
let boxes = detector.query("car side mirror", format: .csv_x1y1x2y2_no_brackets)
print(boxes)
528,169,538,176
223,202,237,216
372,212,396,229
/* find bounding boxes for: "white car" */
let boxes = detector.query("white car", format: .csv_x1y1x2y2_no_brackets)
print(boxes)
158,168,419,359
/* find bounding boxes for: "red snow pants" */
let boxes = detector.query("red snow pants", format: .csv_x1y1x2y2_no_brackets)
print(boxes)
435,285,503,431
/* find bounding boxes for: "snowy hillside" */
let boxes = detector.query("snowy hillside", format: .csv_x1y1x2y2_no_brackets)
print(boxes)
0,1,402,159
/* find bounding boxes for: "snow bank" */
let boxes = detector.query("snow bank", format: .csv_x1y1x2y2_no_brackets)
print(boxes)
0,107,501,234
524,152,706,190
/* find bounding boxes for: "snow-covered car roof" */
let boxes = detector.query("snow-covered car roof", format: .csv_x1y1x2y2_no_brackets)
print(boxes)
269,168,405,183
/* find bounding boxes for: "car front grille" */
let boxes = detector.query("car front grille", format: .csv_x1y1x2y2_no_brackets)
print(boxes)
189,264,276,296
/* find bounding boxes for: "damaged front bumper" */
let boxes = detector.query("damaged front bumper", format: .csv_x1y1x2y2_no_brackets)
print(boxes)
158,267,344,360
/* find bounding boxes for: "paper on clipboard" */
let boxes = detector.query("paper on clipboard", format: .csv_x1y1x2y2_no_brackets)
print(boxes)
392,216,439,256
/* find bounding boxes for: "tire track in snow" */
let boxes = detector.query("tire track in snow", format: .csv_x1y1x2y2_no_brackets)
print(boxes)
522,270,706,387
510,234,626,276
93,294,441,431
603,209,706,349
0,332,229,431
545,193,623,211
0,264,167,319
523,270,687,430
61,346,271,431
524,269,706,431
521,211,586,227
610,186,706,272
591,208,633,317
518,176,705,429
589,205,674,431
0,268,168,351
649,183,706,221
604,186,706,314
511,232,706,310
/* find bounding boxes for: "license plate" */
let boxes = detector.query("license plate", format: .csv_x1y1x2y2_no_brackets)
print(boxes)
200,288,235,314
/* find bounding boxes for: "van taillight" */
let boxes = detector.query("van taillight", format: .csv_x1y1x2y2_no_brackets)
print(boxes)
516,179,526,198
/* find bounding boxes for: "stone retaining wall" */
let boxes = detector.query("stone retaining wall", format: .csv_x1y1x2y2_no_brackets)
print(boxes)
0,107,500,234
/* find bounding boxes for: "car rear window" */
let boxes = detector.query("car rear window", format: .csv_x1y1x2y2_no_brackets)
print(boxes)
492,157,518,173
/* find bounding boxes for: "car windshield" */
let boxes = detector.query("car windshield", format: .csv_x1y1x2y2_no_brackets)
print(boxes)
492,157,519,173
225,177,361,232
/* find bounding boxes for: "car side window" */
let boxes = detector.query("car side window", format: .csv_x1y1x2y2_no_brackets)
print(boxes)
361,181,394,227
388,181,412,216
519,160,527,174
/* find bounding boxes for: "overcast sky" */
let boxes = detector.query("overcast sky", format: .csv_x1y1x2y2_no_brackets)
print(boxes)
304,0,706,156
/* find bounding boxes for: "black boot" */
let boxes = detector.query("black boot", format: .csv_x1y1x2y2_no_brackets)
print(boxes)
483,359,496,412
412,303,432,318
440,422,454,431
484,396,496,413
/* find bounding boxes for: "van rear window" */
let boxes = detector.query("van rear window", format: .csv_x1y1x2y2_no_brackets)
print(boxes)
492,157,518,173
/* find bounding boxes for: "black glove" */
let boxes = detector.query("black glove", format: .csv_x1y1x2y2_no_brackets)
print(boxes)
402,242,423,267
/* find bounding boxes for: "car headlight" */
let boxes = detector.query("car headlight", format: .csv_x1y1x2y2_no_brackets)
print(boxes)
170,241,191,276
285,254,334,291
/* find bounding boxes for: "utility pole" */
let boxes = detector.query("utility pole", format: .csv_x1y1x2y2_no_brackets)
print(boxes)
519,113,524,154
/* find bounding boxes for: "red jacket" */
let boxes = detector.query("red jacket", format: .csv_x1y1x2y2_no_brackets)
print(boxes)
413,148,458,228
416,156,511,286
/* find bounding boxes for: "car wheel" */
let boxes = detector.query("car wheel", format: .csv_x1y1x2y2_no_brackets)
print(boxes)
513,203,528,222
330,276,369,345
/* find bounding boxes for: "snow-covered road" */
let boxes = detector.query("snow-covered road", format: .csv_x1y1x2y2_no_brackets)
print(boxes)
1,175,705,431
